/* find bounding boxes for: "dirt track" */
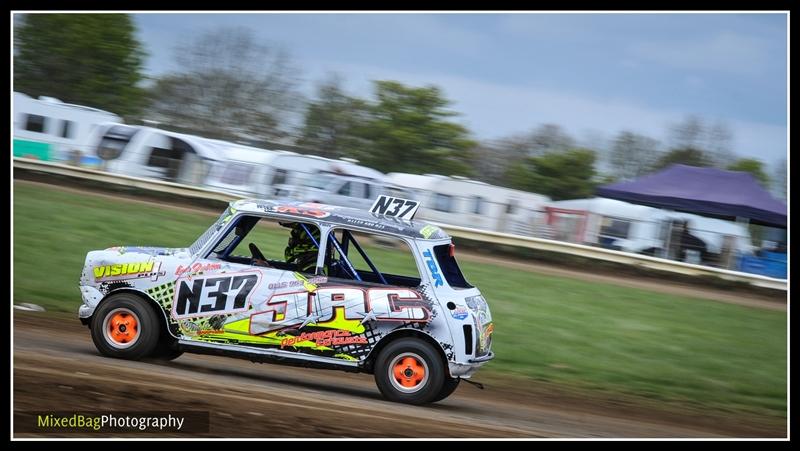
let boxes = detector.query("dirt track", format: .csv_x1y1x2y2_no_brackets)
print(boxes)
13,312,784,438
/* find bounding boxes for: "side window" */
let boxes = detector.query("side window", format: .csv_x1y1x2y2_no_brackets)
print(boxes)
60,120,75,139
472,195,484,215
25,114,46,133
337,181,352,196
363,183,373,199
271,169,288,186
506,199,518,215
210,215,320,273
325,229,421,287
433,193,453,212
146,146,182,168
600,217,632,239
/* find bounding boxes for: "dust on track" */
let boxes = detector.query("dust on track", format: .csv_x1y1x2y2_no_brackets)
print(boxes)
12,312,784,438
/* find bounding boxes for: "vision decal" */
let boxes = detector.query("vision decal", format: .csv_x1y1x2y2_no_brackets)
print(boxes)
93,261,165,282
172,270,261,319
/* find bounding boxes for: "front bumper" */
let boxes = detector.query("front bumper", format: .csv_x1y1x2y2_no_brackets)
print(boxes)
448,351,494,378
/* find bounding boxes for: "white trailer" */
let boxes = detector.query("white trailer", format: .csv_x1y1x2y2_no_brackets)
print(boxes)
86,123,229,186
13,92,122,164
386,173,550,235
292,157,387,209
545,197,753,259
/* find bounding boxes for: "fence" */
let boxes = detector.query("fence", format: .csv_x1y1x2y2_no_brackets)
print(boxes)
13,157,787,291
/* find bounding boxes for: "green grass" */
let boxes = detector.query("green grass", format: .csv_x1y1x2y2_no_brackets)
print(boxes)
13,181,787,420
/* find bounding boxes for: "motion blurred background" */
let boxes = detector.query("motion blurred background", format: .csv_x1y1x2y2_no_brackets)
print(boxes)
11,12,788,438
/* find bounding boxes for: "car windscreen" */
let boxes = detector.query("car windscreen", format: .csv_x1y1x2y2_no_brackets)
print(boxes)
189,207,234,255
433,244,473,288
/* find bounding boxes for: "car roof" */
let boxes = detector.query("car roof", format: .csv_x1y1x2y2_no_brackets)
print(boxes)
230,198,449,241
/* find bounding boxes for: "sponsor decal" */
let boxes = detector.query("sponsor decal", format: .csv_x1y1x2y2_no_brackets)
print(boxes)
419,224,439,239
280,330,368,349
274,205,331,219
249,286,432,335
172,271,261,318
451,306,469,320
175,262,222,277
422,249,444,287
267,274,327,291
93,261,165,282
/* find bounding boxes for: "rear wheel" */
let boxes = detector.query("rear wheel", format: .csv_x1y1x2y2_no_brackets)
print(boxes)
432,376,460,402
148,334,184,361
374,338,445,405
90,293,160,360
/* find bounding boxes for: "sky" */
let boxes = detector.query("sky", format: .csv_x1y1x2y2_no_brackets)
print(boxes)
132,12,788,169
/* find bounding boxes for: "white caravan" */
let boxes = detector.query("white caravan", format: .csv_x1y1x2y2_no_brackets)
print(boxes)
86,123,229,186
205,151,336,199
386,173,550,235
13,92,121,164
293,158,387,209
544,197,753,257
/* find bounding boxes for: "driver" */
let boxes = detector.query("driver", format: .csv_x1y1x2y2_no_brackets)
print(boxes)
282,222,320,273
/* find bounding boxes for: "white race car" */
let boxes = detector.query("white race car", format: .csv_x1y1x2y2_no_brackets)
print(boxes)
78,196,494,404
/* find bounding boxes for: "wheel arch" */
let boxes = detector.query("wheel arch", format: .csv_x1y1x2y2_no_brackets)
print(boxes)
363,328,450,376
91,288,177,339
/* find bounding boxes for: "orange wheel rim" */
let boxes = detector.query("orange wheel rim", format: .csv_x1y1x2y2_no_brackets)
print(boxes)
102,308,141,349
389,352,429,393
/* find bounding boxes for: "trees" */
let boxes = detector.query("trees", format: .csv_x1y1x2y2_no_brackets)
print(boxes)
296,76,372,159
353,81,476,175
14,13,147,119
506,149,597,200
727,158,771,188
609,131,660,180
772,158,787,199
652,147,712,171
146,27,302,145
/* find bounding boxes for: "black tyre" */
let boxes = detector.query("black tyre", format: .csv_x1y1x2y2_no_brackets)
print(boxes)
432,376,460,403
148,334,184,361
90,293,160,360
374,338,445,405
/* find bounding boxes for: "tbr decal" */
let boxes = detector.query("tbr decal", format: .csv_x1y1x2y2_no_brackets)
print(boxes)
93,261,165,282
172,270,262,319
422,249,444,287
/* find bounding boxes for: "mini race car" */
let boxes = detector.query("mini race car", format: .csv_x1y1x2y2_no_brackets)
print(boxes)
78,195,494,404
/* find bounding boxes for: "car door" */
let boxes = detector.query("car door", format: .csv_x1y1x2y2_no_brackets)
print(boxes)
170,217,320,351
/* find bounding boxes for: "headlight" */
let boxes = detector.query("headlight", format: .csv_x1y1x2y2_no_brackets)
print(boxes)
465,295,487,314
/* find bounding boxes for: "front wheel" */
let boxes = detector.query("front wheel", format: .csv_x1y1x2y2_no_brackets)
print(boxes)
374,338,446,405
90,293,161,360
